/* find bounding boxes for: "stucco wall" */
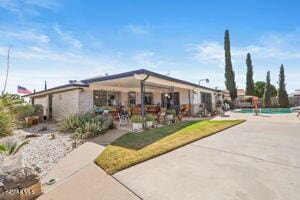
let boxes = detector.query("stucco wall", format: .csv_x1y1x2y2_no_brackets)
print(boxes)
52,90,80,119
33,96,48,117
79,89,93,112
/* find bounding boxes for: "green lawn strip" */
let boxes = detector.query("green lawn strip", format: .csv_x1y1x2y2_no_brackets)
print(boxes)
95,119,245,174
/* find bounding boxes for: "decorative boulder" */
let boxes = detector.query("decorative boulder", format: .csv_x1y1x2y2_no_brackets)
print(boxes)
0,167,42,200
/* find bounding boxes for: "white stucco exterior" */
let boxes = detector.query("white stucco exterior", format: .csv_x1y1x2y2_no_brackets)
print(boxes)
28,70,220,119
52,90,80,119
33,96,48,117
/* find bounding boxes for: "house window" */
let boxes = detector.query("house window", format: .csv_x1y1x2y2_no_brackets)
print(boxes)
144,92,153,105
128,92,136,105
161,92,180,108
201,92,212,112
94,91,107,107
107,91,119,106
93,90,120,107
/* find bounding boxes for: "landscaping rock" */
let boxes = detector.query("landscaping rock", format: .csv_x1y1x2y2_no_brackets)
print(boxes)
0,124,74,177
0,154,23,173
0,167,42,200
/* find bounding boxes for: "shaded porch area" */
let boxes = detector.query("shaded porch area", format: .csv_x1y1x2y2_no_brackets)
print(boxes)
88,73,197,122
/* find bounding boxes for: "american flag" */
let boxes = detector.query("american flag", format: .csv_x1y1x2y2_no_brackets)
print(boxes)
17,85,31,94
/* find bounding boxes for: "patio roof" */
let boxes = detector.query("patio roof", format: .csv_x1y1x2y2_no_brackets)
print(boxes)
82,69,216,92
24,69,217,98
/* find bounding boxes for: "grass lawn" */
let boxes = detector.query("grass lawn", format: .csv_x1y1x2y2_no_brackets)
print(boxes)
95,119,245,174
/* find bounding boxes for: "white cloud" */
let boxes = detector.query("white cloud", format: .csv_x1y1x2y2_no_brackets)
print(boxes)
124,24,150,35
53,26,82,48
132,51,174,68
0,0,60,15
187,32,300,68
0,29,50,44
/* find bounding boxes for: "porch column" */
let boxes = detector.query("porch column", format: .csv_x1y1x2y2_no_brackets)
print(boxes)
140,80,145,117
188,90,192,116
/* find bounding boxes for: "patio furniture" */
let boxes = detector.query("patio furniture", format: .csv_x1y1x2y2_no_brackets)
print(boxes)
118,112,130,126
131,107,141,115
180,106,190,117
156,109,166,124
146,105,160,114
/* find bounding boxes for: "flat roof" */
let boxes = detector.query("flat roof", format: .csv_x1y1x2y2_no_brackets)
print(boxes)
82,69,216,91
23,83,88,97
24,69,217,98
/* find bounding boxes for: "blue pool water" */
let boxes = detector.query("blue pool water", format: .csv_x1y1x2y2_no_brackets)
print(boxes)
234,108,292,114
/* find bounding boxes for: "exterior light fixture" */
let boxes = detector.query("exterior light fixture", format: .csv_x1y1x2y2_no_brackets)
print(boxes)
199,78,209,86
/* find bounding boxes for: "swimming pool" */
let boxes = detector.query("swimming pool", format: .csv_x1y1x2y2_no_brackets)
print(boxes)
234,108,292,114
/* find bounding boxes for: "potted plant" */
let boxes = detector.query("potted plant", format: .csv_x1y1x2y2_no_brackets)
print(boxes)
166,109,176,120
131,115,144,131
145,114,155,128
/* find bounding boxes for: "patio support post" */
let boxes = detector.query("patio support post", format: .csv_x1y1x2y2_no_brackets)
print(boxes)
188,90,192,116
140,80,145,118
140,74,149,118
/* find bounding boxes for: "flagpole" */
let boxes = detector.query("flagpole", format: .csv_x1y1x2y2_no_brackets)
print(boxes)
2,45,13,95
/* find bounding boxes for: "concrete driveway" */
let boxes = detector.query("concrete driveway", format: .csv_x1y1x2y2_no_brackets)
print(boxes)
114,114,300,200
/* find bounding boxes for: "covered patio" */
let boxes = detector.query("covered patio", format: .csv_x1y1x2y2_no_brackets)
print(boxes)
81,69,216,123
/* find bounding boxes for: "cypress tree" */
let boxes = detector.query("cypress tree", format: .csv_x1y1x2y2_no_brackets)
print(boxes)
278,64,289,107
44,81,47,90
245,53,255,95
263,71,272,107
224,30,237,101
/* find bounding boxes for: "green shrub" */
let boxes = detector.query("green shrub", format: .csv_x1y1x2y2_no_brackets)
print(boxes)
0,140,30,156
145,114,155,122
166,109,176,115
0,100,14,137
58,113,113,139
0,94,28,136
131,115,144,123
14,104,35,119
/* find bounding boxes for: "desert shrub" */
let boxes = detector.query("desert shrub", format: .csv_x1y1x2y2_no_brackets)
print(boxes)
0,140,29,156
0,94,29,136
0,94,24,110
0,101,14,136
14,104,35,119
58,113,113,139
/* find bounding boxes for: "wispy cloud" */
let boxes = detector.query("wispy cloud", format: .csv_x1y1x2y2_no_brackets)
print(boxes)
132,51,174,68
53,26,82,49
124,24,150,35
0,29,50,44
0,0,60,15
187,32,300,68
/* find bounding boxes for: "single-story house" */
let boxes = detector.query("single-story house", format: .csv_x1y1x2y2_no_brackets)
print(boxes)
24,69,222,120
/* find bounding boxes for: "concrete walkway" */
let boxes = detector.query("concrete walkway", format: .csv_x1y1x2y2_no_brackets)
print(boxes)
115,113,300,200
38,129,139,200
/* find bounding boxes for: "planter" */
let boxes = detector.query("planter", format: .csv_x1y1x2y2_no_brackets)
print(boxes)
166,115,173,120
146,121,153,128
132,122,143,131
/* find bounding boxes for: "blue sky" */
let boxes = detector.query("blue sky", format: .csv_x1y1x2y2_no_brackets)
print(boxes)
0,0,299,93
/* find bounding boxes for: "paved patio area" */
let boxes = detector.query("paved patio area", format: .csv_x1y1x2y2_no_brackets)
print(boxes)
114,112,300,200
38,128,139,200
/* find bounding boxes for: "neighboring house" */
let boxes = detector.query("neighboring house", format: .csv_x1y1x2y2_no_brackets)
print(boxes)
290,89,300,106
24,69,219,120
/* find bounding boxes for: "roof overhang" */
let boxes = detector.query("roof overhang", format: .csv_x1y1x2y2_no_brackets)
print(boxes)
23,83,89,98
83,69,217,92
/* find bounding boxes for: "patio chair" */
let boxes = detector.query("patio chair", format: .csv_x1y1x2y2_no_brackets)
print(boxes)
156,109,166,124
118,112,130,126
